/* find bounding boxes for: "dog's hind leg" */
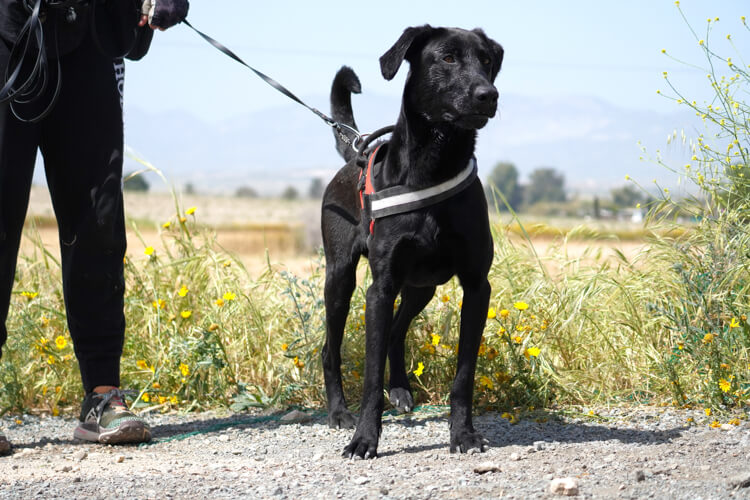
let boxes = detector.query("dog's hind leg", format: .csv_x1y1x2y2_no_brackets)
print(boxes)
387,285,435,413
321,256,359,429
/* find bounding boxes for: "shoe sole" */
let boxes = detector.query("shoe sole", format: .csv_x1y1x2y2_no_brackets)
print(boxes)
74,420,151,445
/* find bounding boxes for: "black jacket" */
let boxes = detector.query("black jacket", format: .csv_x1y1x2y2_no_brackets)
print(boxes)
0,0,153,60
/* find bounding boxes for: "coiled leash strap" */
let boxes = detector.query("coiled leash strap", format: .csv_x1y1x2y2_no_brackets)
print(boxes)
182,19,378,155
0,0,63,123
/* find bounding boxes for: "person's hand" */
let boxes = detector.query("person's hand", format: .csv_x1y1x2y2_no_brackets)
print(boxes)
139,0,189,31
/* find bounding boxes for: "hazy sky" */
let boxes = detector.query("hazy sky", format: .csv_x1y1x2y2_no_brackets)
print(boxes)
125,0,748,123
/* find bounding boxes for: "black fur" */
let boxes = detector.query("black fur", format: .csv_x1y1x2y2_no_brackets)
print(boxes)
321,25,503,459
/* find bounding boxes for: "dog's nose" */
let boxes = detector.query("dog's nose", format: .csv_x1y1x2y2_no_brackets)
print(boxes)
473,85,498,106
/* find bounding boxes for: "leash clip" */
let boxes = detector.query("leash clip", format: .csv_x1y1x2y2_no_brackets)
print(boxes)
332,121,363,153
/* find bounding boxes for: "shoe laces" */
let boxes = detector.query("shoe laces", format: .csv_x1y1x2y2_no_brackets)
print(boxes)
91,388,130,425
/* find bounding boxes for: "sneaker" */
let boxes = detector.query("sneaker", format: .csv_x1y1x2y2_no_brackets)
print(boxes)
0,434,10,456
73,389,151,444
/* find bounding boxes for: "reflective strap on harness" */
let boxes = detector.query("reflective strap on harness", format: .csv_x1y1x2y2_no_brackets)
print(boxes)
370,158,478,218
359,147,479,235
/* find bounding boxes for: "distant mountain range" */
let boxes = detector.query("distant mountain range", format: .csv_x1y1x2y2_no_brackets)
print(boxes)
117,92,696,197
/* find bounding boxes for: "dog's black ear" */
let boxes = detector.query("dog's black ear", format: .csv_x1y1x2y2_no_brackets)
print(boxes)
472,28,504,82
379,25,434,80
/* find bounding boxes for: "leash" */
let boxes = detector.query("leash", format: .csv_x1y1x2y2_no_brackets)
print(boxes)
0,0,63,123
182,19,367,153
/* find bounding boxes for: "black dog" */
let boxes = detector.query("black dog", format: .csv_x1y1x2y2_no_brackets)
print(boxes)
320,25,503,459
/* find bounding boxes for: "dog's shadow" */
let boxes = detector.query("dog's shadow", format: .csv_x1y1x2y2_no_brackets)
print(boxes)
370,411,687,457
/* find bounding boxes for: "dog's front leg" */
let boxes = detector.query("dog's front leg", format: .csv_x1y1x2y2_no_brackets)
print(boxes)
342,280,396,459
449,278,491,453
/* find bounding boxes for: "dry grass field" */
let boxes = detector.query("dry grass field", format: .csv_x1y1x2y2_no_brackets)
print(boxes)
23,186,646,278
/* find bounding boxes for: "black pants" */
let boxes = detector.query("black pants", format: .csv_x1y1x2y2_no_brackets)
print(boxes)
0,35,127,393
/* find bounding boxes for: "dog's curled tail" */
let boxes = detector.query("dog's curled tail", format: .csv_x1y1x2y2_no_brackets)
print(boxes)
330,66,361,162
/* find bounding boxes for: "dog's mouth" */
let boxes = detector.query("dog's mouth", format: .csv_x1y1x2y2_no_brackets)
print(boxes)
453,112,494,129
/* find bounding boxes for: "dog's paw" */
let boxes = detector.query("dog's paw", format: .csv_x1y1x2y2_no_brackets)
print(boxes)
342,433,379,460
449,429,489,454
388,387,414,414
327,409,357,430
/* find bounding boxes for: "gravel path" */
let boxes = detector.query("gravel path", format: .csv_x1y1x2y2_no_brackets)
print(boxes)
1,406,749,499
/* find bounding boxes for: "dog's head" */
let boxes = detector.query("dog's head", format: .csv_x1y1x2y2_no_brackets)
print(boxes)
380,25,503,130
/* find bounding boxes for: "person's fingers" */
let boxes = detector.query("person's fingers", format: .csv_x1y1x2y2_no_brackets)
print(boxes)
138,14,148,27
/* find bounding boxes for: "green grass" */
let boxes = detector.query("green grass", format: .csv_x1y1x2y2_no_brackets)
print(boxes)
2,204,746,418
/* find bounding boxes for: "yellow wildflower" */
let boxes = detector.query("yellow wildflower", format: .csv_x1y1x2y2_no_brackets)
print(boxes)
500,309,510,318
487,307,496,319
281,343,289,351
413,362,424,377
144,246,155,256
215,298,225,307
179,363,190,377
704,408,712,416
158,396,167,405
180,310,192,319
729,317,740,328
162,221,171,229
479,375,494,390
55,336,67,350
431,333,441,346
719,379,731,393
47,355,55,365
514,301,529,311
223,291,237,301
185,206,197,215
702,333,714,344
136,359,148,370
728,418,740,426
527,346,541,357
142,393,150,403
178,285,189,297
709,420,721,428
152,299,166,310
20,291,38,300
441,294,450,303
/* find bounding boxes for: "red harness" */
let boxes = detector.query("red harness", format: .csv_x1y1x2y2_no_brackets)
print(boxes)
358,144,383,235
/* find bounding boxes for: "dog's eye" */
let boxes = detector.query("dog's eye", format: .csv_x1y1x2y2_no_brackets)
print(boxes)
482,57,491,65
443,55,455,63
